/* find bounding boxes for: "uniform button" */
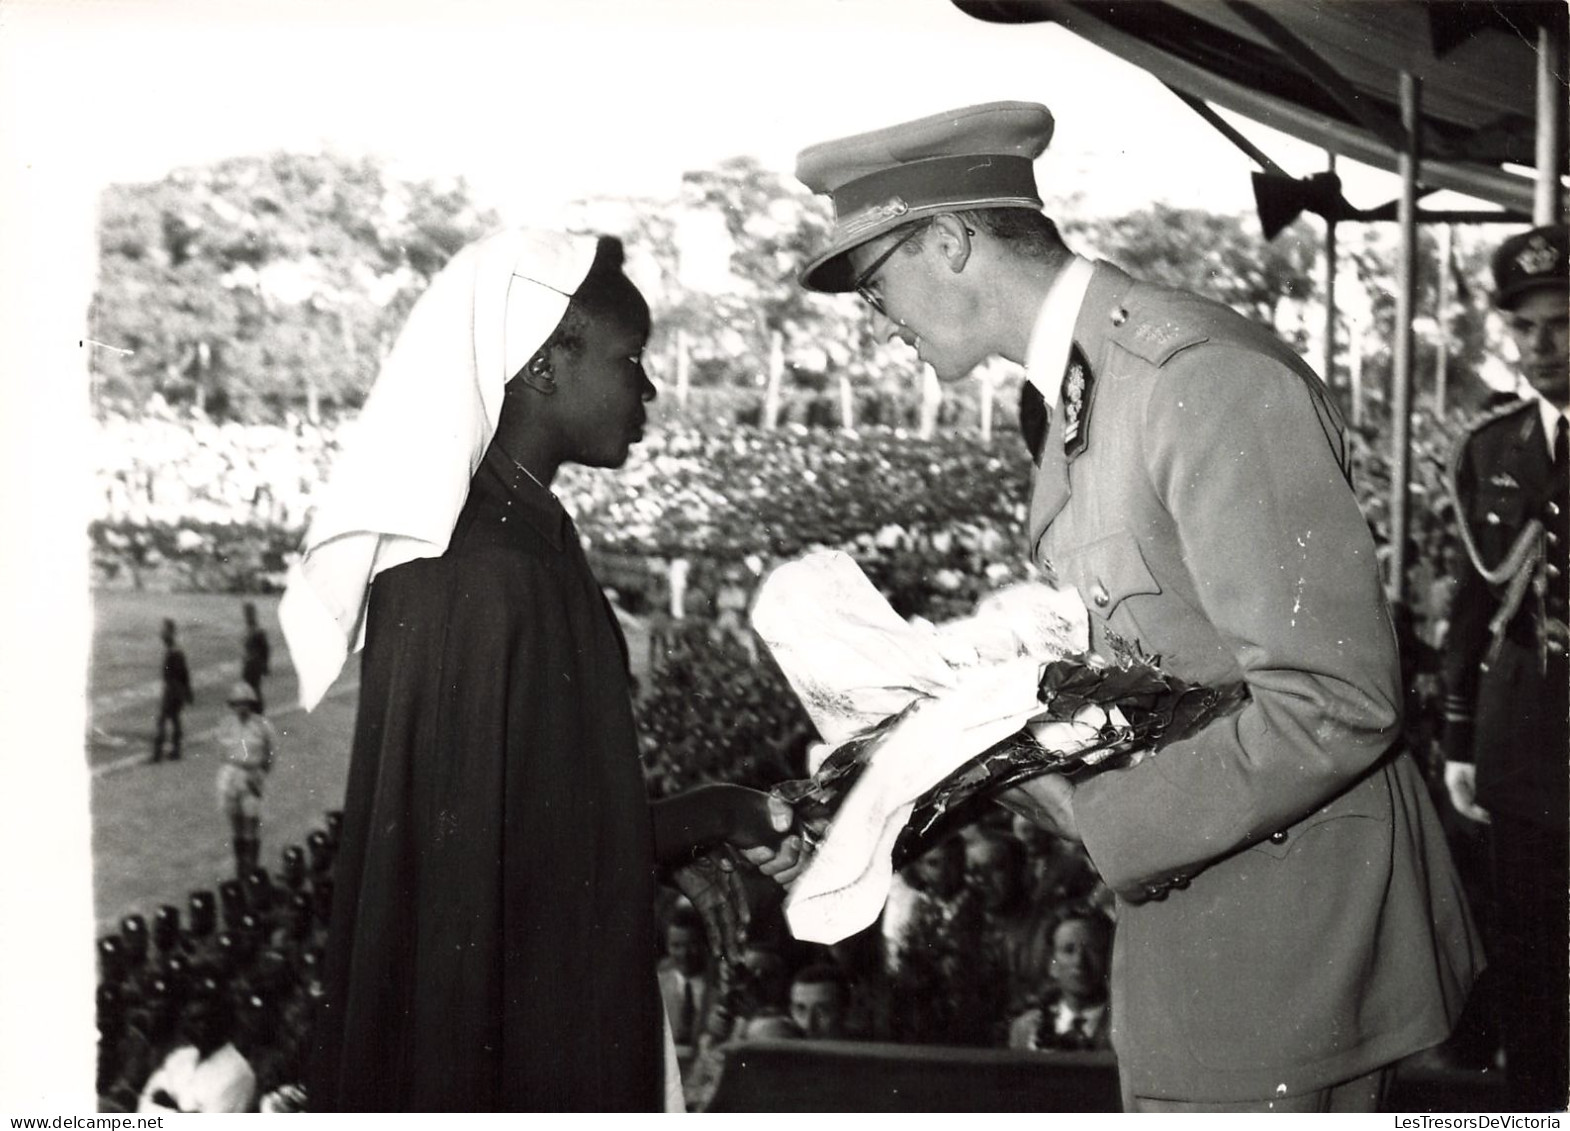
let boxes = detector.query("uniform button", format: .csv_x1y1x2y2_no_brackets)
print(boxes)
1091,582,1110,608
1549,532,1561,548
1486,512,1501,525
1269,830,1289,844
1170,874,1190,891
1549,564,1563,579
1111,307,1128,327
1550,502,1562,517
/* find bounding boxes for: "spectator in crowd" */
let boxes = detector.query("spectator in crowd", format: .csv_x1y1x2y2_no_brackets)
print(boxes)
138,980,257,1114
1441,223,1569,1112
789,963,850,1040
658,904,713,1050
881,832,970,974
216,681,278,879
240,601,271,712
794,99,1479,1112
1007,905,1113,1053
965,828,1050,1015
280,229,806,1112
150,619,192,763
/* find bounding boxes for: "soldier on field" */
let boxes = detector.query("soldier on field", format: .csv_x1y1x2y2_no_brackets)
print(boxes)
1441,223,1569,1112
240,601,270,713
216,681,279,879
151,619,194,763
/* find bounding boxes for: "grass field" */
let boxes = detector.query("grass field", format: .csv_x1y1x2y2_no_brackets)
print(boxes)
87,591,360,936
87,588,650,937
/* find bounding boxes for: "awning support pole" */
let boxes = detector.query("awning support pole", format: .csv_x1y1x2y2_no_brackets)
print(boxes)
1323,152,1337,390
1390,71,1420,610
1536,19,1568,225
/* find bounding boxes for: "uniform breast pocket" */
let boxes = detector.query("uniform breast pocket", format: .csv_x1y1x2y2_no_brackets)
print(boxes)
1475,486,1526,529
1058,530,1162,623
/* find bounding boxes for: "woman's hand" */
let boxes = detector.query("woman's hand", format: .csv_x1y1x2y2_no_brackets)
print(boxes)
724,788,812,885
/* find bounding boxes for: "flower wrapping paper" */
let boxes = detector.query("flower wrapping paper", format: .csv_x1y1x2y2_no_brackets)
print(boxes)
752,550,1245,944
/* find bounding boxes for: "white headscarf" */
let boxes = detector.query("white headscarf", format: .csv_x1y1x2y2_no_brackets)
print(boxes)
279,228,601,711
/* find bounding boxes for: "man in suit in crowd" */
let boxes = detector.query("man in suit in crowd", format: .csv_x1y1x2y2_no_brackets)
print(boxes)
1441,223,1568,1112
657,904,711,1050
794,100,1482,1112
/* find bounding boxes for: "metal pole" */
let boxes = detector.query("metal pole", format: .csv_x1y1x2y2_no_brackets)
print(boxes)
1390,72,1420,608
1323,152,1337,388
1536,21,1568,225
1434,224,1451,417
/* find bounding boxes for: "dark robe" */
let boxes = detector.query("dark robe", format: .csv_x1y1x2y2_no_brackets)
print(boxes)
307,444,663,1111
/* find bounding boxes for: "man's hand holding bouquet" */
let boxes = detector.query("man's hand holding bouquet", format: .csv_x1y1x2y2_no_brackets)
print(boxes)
752,551,1245,945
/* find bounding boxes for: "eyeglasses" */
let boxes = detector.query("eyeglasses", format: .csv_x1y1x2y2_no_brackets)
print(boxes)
852,222,928,315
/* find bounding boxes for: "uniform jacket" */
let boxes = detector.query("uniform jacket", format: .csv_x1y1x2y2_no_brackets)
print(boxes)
1440,398,1569,828
1027,262,1482,1102
161,647,192,710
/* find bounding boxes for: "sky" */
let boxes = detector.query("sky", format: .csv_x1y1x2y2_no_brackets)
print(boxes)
0,0,1527,1109
2,0,1431,222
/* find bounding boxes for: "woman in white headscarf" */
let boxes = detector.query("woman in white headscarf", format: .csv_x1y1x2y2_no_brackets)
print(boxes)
282,230,803,1112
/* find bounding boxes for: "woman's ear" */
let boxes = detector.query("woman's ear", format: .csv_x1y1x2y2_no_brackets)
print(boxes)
517,352,557,396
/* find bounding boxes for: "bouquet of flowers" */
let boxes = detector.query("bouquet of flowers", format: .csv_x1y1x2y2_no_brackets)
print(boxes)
751,550,1245,944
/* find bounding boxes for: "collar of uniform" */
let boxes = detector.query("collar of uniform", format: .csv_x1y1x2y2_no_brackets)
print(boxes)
481,443,570,551
1537,395,1567,458
1024,255,1096,409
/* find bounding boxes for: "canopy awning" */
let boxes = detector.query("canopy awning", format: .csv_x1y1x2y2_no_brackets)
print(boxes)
955,0,1564,215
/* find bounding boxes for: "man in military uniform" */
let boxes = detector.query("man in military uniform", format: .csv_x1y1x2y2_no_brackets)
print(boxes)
1441,223,1568,1112
795,102,1482,1112
151,619,193,763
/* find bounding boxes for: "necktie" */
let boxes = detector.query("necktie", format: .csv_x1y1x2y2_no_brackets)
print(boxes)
1555,417,1567,479
678,976,696,1043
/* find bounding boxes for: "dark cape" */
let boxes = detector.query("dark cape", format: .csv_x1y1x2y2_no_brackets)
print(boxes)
307,444,664,1111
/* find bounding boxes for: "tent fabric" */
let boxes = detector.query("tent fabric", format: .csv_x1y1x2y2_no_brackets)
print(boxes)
955,0,1561,213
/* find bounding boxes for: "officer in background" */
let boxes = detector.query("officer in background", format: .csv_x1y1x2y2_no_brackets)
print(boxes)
1441,223,1568,1112
151,619,193,763
793,101,1481,1112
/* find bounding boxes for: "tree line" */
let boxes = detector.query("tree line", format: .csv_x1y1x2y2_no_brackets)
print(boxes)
88,149,1500,427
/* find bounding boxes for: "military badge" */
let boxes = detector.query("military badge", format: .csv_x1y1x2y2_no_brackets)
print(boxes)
1489,472,1521,489
1062,344,1094,457
1515,233,1557,278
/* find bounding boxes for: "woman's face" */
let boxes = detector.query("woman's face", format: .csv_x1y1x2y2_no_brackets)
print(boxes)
551,280,656,469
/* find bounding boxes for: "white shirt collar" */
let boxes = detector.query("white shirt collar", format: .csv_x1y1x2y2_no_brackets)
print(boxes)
1537,395,1566,457
1023,256,1096,410
1052,998,1106,1035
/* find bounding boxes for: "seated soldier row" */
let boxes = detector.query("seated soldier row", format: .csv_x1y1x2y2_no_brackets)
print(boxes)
96,815,340,1113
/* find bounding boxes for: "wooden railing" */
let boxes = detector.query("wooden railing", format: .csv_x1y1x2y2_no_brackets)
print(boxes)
703,1040,1505,1113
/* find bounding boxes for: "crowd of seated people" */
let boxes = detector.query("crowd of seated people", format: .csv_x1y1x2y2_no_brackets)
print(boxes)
95,815,341,1113
669,810,1115,1109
